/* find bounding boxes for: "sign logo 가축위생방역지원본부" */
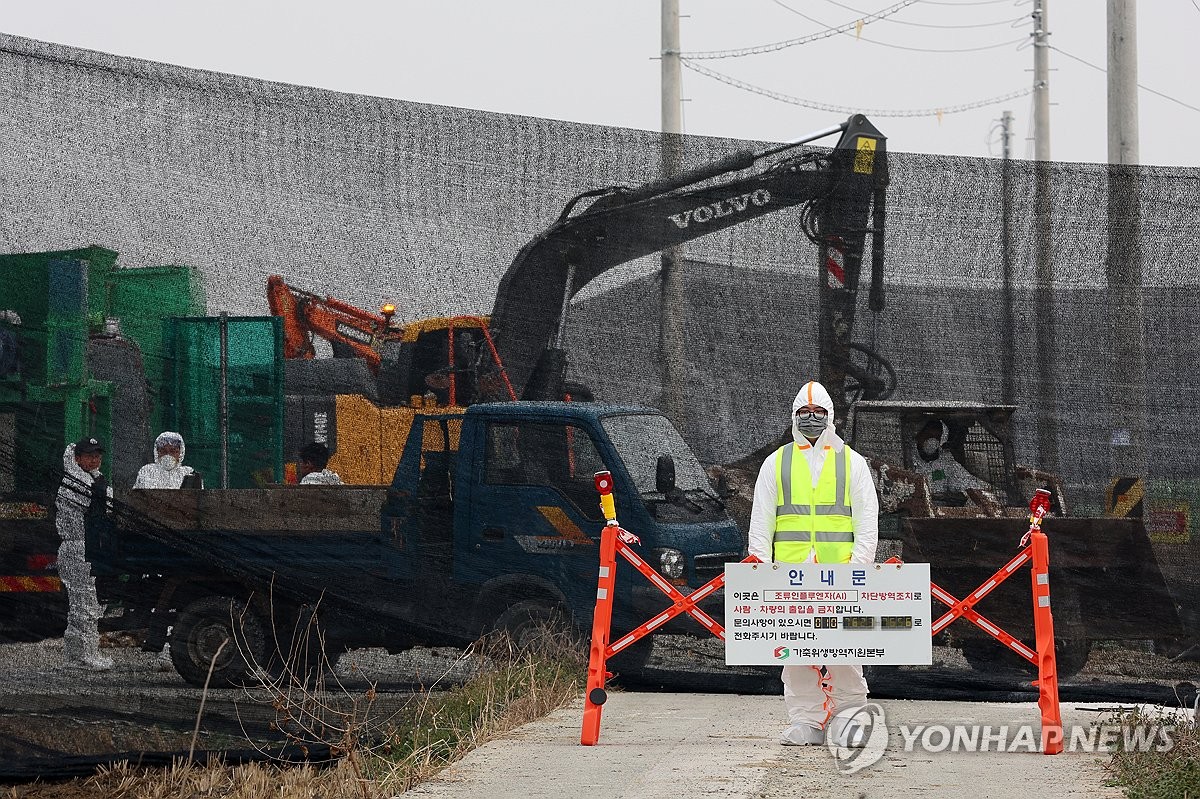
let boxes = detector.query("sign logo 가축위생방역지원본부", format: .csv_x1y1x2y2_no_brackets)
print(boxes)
773,646,791,660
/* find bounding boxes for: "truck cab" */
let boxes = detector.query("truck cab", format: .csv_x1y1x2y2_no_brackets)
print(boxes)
385,402,744,646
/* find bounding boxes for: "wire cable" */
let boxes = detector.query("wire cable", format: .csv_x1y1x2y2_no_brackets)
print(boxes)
819,0,1026,28
681,58,1033,117
1049,45,1200,115
772,0,1026,53
680,0,918,59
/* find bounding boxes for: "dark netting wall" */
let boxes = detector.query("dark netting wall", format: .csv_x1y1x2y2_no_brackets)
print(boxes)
1,32,1199,777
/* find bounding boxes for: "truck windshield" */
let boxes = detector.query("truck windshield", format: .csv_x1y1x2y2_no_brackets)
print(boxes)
601,414,713,497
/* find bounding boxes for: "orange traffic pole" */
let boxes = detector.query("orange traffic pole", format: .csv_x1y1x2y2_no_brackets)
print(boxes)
582,471,620,746
1026,488,1064,754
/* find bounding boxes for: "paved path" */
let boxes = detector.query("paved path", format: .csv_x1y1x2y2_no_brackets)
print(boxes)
407,693,1126,798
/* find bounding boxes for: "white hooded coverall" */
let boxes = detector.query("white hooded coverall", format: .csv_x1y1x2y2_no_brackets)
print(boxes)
300,469,343,485
747,381,880,736
134,431,195,489
56,443,112,669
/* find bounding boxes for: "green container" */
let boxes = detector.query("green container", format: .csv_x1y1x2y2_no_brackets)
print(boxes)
0,246,116,327
106,265,206,368
0,256,90,386
163,317,283,488
106,265,206,431
0,380,112,497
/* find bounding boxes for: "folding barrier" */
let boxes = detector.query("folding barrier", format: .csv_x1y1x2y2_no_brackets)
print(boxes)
580,470,758,746
888,488,1063,754
580,473,1063,752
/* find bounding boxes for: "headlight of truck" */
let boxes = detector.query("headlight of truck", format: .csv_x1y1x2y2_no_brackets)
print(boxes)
654,548,686,580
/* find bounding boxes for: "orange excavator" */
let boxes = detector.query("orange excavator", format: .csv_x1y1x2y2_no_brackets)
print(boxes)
267,274,401,371
266,275,516,407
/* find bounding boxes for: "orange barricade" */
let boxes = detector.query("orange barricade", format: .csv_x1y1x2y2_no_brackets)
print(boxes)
889,488,1063,754
581,471,758,746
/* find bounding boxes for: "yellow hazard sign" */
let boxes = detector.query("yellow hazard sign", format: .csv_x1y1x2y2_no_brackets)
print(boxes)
854,137,877,174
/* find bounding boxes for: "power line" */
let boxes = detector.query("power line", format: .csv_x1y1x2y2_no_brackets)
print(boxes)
772,0,1026,53
680,57,1033,118
1049,45,1200,115
819,0,1026,28
680,0,918,59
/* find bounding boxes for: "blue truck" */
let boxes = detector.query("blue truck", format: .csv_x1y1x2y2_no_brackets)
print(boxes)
87,402,744,686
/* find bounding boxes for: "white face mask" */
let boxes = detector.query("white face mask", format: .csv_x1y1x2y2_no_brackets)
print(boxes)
919,439,940,457
156,454,180,471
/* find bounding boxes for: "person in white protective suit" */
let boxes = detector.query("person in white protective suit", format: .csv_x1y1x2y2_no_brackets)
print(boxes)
748,381,879,747
298,442,343,485
133,431,196,489
133,431,199,667
56,437,114,671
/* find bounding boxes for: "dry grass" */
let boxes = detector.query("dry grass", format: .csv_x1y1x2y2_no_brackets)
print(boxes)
1104,707,1200,799
3,632,585,799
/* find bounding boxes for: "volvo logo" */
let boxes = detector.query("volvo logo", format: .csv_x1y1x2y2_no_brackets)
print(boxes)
667,188,771,229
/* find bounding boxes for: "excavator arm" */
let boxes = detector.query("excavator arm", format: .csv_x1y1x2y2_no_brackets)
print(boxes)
267,275,399,372
488,114,889,418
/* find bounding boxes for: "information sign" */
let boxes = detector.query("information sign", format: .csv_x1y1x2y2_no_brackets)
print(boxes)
725,562,932,665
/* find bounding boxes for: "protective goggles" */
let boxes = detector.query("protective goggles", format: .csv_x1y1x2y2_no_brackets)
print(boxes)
795,407,828,419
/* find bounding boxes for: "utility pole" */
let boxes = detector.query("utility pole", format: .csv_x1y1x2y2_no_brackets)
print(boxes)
660,0,686,433
1000,110,1015,409
1031,0,1058,473
1106,0,1146,479
1032,0,1051,161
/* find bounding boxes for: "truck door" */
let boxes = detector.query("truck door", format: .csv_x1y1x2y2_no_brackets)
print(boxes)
465,419,609,622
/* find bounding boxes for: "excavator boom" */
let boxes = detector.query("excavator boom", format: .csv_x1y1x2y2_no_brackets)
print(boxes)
488,114,888,411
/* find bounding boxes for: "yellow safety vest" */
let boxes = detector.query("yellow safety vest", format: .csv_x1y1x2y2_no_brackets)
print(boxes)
773,442,855,564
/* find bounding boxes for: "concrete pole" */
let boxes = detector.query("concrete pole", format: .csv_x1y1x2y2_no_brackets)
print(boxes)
660,0,687,433
1031,0,1059,473
1106,0,1146,479
1107,0,1139,165
1032,0,1051,162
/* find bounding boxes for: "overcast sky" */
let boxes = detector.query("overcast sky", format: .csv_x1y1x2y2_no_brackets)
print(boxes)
5,1,1199,167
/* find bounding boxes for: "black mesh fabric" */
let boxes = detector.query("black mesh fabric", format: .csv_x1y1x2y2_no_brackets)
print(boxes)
0,31,1198,777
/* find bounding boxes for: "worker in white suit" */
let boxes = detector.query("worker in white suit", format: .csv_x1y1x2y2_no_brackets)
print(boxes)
57,438,114,671
133,431,196,489
748,380,879,747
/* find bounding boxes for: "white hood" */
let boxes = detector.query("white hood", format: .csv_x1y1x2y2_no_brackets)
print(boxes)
791,380,845,451
154,431,186,464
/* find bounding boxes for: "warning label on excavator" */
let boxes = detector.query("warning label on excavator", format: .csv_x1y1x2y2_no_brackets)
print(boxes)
854,136,877,174
724,563,932,665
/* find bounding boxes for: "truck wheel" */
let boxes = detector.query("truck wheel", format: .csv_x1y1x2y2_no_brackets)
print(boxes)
960,638,1092,679
170,596,268,688
492,600,577,654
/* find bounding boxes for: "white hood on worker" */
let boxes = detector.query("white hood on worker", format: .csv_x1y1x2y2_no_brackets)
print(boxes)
791,380,844,451
134,431,194,489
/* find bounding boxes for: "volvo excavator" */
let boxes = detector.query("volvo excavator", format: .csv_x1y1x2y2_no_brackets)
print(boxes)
272,115,891,413
273,114,894,484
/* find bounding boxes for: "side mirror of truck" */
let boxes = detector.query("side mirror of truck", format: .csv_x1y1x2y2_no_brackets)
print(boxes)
656,454,676,495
